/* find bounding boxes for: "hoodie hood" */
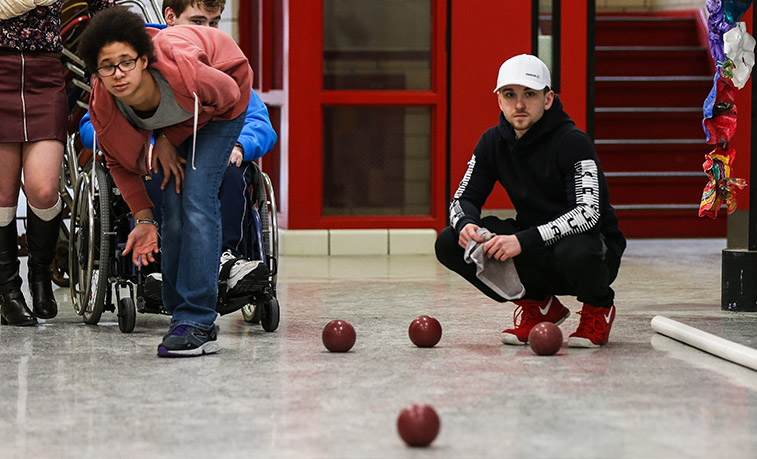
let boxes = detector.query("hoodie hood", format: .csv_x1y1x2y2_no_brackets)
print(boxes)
149,26,252,124
89,25,253,215
496,94,575,149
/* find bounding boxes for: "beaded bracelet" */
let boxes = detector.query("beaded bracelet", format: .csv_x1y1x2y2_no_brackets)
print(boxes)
136,218,159,229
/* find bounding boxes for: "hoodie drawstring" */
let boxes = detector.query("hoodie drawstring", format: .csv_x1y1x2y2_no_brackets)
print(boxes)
191,92,199,171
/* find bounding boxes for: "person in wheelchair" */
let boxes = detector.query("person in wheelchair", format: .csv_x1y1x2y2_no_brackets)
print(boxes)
78,7,254,357
0,0,114,326
78,0,277,303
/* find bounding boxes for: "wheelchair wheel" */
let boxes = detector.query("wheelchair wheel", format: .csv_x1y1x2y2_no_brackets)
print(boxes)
241,304,260,324
261,297,279,332
117,297,136,333
69,161,110,324
260,171,279,285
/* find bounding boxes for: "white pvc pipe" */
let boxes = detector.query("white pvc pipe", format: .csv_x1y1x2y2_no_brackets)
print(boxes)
651,315,757,372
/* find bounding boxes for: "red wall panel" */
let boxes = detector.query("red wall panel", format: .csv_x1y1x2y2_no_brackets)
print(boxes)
449,0,532,211
287,1,324,228
559,0,588,131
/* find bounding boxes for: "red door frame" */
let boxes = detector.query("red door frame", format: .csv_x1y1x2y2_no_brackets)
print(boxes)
286,0,448,230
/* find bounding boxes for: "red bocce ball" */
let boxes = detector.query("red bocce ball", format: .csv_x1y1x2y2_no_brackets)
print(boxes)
397,403,440,447
528,322,563,356
408,315,442,347
322,320,356,352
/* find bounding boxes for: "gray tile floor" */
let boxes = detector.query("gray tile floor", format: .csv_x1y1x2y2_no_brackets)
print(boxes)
1,239,756,459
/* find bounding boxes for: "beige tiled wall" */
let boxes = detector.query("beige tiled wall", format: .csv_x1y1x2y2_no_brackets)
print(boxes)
404,108,432,215
280,229,438,255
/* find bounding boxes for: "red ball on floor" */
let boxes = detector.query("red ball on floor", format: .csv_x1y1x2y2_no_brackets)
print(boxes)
408,315,442,347
528,322,563,355
322,320,356,352
397,403,440,447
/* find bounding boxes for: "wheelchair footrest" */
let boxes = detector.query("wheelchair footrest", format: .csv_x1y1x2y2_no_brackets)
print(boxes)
217,286,272,316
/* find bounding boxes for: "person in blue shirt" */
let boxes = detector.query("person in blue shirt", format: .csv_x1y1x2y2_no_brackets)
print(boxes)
79,0,277,297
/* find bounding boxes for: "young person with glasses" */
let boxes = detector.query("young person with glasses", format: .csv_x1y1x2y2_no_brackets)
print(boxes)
78,0,277,302
78,7,252,357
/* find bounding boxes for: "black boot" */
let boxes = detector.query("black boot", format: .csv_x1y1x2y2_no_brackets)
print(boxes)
0,220,36,326
26,208,62,319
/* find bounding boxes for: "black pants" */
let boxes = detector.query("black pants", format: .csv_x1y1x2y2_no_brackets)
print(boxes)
435,216,621,307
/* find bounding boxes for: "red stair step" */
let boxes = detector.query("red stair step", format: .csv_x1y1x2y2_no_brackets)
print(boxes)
597,17,700,47
606,175,707,205
596,47,711,77
595,76,712,108
615,210,726,238
596,140,711,173
594,108,705,139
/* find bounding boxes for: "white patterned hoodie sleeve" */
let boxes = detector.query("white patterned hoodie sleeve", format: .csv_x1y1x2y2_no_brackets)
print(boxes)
536,159,601,245
449,136,498,233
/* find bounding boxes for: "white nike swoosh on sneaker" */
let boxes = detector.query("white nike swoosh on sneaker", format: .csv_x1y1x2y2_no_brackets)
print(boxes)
539,296,554,315
605,306,614,323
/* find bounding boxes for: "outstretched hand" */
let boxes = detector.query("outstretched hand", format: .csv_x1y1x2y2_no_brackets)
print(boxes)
122,223,159,266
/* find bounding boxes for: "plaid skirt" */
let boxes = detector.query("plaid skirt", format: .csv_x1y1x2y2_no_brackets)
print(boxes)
0,49,68,143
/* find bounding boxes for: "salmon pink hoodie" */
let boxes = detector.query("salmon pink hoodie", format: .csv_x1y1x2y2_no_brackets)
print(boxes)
89,25,253,214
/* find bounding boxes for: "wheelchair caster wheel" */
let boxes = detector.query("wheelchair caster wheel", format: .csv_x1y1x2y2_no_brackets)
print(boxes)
118,297,136,333
261,298,279,332
242,304,260,324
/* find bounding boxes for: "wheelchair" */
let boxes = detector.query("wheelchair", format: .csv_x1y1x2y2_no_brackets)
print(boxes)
67,153,281,333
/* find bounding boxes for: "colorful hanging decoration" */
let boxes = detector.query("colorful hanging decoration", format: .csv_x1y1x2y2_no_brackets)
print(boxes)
703,75,737,145
703,103,737,146
699,147,748,218
700,0,751,219
723,0,754,23
708,0,737,65
723,22,756,88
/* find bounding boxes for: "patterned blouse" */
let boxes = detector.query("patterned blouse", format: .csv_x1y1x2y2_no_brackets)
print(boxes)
0,0,114,52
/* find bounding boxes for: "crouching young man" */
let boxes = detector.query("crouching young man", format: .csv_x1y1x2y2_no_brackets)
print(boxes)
435,54,626,348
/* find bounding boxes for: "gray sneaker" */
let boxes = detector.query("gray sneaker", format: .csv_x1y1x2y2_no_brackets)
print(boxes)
219,250,269,295
157,324,220,357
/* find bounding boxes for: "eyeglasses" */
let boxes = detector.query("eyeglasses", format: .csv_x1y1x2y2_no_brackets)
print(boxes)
95,57,139,78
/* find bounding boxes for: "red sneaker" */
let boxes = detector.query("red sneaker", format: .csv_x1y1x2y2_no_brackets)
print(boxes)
568,304,615,347
500,295,570,345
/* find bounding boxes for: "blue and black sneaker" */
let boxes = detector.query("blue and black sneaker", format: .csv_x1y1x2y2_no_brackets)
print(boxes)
157,324,220,357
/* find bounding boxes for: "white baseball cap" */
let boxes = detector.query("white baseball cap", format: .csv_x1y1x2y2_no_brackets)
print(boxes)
493,54,551,93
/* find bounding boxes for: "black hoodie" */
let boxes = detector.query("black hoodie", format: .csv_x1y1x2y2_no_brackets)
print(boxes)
450,95,626,258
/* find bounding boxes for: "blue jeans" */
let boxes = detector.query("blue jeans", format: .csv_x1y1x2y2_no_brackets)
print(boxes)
146,161,254,258
160,113,245,330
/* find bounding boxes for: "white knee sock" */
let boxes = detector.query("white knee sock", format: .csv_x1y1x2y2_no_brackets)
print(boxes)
0,206,16,227
29,197,62,222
